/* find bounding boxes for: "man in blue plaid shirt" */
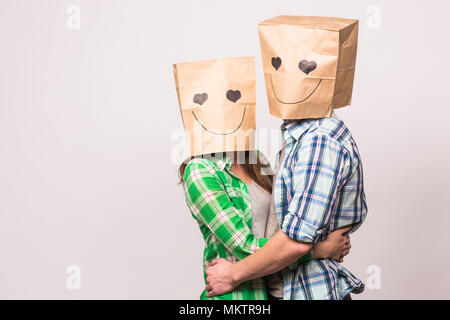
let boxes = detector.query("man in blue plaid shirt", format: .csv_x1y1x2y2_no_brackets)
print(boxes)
274,115,367,299
205,113,367,300
205,16,367,300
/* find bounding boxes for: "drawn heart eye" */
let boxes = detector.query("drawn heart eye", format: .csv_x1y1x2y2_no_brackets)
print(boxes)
271,57,281,71
226,90,241,103
298,60,317,74
193,93,208,105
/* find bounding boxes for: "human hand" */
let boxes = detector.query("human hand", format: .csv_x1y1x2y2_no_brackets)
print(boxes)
312,226,352,262
205,258,239,298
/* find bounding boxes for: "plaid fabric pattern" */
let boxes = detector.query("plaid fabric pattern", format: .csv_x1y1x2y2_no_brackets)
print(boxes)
183,157,269,300
274,113,368,300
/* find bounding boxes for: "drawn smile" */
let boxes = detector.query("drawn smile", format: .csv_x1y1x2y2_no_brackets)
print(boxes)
269,74,322,104
192,107,247,135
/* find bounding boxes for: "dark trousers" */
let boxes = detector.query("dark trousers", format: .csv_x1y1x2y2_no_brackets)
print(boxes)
343,293,352,300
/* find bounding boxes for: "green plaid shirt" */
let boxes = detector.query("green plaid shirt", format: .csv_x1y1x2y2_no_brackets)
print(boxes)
183,156,311,300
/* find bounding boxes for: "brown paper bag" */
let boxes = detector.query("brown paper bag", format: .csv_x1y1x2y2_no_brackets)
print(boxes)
173,57,256,156
258,15,359,119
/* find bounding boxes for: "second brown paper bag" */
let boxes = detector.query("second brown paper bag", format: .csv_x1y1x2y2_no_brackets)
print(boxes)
258,15,359,119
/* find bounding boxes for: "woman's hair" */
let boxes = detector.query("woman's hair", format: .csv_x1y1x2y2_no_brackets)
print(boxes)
178,151,273,194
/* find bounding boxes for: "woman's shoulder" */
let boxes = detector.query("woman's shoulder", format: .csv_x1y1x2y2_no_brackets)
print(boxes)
185,157,217,170
183,157,220,182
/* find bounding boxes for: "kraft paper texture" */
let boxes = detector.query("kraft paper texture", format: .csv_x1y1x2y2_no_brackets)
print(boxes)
173,57,256,156
258,15,359,119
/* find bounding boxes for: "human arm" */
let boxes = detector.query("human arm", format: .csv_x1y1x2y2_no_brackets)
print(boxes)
205,230,310,297
205,226,351,297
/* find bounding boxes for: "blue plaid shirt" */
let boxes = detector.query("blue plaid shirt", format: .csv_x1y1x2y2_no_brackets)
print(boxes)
274,113,367,300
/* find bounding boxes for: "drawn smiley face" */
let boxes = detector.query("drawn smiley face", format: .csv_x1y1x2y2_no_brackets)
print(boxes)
269,56,322,104
190,89,247,135
257,16,358,120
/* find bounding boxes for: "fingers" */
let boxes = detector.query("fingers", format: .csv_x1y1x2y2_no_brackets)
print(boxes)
206,284,217,298
209,258,221,266
339,226,352,235
206,258,224,274
342,242,351,256
205,279,215,297
339,235,349,246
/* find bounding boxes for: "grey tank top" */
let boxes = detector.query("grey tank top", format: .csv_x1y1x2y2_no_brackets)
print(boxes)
247,182,284,299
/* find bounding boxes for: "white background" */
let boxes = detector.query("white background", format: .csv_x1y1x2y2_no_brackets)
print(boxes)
0,0,449,299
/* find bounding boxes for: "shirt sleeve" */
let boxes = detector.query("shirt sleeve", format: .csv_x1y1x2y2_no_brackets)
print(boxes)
281,134,350,244
183,159,269,260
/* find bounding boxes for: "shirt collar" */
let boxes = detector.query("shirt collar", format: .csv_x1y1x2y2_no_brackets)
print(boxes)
281,119,316,144
216,156,232,171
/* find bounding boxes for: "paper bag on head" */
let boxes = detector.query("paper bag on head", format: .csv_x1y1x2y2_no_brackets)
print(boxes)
258,15,358,119
173,57,256,156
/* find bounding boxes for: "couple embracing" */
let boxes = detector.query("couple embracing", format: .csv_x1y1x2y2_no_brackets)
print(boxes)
173,15,367,300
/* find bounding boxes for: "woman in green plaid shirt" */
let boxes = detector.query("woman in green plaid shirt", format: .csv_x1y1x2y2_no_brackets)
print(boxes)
179,150,350,300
